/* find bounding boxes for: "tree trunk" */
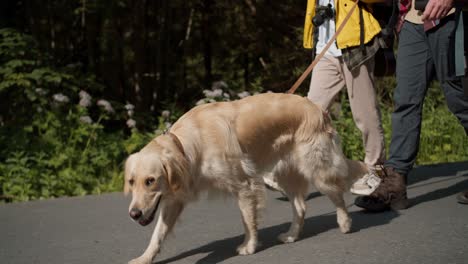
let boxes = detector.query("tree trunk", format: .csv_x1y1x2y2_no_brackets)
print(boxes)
202,0,213,89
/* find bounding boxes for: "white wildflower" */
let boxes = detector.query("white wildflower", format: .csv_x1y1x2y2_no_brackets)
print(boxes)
162,110,171,119
125,104,135,111
164,122,172,129
79,116,93,124
223,93,230,99
203,89,223,98
203,89,214,98
79,90,92,108
125,103,135,117
126,119,136,128
97,99,114,113
35,88,47,95
53,93,69,103
211,80,228,90
125,104,135,117
196,99,207,105
212,88,223,98
237,91,251,99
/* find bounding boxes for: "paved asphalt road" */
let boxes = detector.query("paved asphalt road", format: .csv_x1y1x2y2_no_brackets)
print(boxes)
1,162,468,264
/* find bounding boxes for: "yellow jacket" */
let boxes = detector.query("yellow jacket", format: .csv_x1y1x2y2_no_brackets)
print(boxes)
303,0,382,49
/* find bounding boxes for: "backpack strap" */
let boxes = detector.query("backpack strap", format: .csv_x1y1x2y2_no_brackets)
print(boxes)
359,5,366,54
382,0,399,41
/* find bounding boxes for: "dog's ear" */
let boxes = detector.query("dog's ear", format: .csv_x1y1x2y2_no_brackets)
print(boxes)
124,154,137,195
161,151,188,194
160,133,189,193
163,162,181,193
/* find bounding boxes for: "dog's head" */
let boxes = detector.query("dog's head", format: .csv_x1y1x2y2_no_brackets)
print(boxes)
124,134,187,226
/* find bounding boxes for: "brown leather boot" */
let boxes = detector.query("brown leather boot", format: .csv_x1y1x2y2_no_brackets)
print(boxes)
354,167,409,211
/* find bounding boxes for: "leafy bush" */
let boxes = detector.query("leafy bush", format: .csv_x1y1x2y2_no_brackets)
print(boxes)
0,29,253,202
417,84,468,164
0,29,158,202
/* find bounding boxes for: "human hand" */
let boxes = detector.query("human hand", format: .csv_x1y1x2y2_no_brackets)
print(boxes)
421,0,454,21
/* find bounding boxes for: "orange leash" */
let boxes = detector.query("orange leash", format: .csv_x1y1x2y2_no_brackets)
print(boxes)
287,0,360,94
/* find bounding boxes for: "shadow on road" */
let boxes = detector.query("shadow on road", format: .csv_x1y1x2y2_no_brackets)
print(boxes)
408,161,468,207
276,191,322,202
156,210,399,264
407,161,468,185
410,178,468,207
156,161,468,264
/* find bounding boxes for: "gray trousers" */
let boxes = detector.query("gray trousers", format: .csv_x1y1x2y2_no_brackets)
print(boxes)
385,17,468,176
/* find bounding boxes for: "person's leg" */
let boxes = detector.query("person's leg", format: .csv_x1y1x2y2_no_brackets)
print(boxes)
355,21,434,211
307,55,346,110
341,56,386,168
429,17,468,135
442,80,468,134
340,55,387,195
385,22,434,176
430,16,468,205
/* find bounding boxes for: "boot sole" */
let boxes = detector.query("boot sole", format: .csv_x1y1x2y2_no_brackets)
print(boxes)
390,197,409,210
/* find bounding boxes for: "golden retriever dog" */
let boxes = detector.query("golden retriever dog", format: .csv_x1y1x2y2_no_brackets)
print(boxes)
124,93,369,264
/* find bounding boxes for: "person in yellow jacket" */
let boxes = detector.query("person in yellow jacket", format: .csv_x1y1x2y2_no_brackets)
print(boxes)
304,0,388,195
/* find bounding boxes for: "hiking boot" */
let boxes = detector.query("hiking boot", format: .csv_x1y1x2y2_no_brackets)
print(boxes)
354,195,390,212
456,190,468,204
354,167,409,211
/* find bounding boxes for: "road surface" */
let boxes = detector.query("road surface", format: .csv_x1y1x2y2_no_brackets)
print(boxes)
1,162,468,264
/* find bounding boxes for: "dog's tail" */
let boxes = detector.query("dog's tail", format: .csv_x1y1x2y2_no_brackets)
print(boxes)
295,101,335,143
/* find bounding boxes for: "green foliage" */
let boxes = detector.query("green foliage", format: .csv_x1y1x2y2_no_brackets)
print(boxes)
0,28,159,202
333,95,365,161
334,81,468,165
417,83,468,164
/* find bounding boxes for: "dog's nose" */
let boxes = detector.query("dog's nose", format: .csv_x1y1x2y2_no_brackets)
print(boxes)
129,208,142,220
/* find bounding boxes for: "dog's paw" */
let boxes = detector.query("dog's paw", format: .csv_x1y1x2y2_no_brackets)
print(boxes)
339,218,352,234
237,242,256,255
128,256,152,264
277,232,298,243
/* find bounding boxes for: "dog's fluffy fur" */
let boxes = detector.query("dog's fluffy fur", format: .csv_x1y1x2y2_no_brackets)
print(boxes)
124,93,369,264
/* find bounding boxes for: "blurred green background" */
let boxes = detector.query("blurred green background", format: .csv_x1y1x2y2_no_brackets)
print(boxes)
1,0,467,202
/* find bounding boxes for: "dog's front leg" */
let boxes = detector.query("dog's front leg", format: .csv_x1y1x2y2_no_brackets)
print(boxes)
129,200,184,264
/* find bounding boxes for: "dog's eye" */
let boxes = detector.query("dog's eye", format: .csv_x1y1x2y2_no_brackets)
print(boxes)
145,177,155,187
129,179,134,186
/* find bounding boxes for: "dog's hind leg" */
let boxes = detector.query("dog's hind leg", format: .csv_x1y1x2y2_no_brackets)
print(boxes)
325,191,352,234
236,187,260,255
278,191,306,243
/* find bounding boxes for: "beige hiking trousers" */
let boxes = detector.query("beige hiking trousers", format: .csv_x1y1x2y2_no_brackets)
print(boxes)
307,55,386,168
